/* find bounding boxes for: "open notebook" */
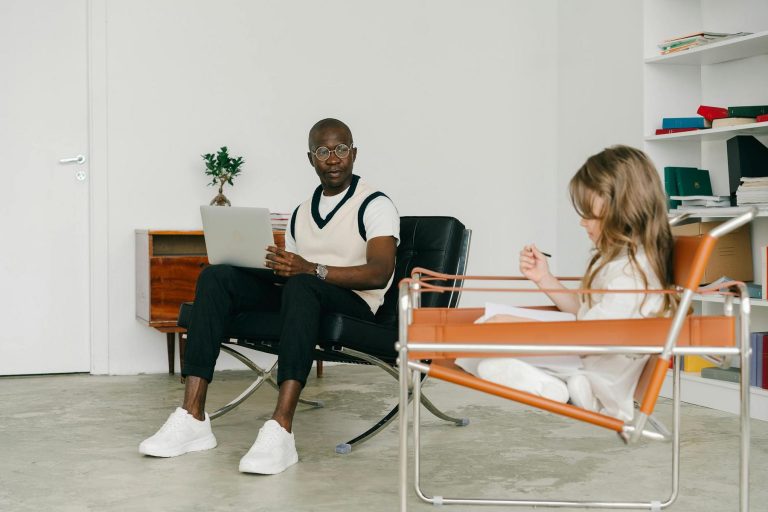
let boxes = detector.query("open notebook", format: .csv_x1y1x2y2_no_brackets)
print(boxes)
474,302,576,324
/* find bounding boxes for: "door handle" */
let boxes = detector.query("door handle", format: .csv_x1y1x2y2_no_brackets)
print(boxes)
59,155,86,165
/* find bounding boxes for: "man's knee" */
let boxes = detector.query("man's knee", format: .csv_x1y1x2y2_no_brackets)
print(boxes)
196,264,238,291
282,273,322,299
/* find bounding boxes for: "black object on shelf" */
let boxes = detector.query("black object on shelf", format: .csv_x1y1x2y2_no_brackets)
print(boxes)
727,135,768,205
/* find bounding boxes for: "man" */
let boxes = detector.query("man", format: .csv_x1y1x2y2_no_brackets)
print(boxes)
139,118,399,474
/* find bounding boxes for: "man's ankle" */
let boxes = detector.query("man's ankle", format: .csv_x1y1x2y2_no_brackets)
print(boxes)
183,407,205,422
271,415,292,433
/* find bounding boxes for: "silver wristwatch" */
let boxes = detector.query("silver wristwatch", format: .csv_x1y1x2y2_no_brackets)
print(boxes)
315,263,328,280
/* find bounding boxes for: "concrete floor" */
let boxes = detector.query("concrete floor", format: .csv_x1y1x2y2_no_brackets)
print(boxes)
1,365,766,512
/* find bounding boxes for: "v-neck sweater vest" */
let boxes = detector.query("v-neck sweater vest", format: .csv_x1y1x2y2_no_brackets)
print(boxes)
292,175,393,314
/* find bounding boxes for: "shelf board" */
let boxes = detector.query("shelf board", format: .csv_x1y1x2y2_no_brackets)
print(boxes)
693,294,768,307
668,207,768,219
660,371,768,421
645,30,768,66
645,120,768,142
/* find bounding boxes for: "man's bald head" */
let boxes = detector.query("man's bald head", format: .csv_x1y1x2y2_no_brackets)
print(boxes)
308,118,353,149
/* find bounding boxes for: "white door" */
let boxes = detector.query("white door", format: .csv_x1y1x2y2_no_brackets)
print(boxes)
0,0,90,374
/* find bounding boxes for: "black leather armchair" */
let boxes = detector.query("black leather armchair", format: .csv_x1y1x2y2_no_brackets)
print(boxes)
178,216,471,452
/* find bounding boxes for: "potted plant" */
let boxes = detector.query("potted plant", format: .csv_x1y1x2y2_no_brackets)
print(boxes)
202,146,244,206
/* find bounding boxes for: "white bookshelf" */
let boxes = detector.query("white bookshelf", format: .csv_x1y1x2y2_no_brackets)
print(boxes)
669,206,768,218
645,120,768,141
660,371,768,421
644,0,768,421
693,294,768,307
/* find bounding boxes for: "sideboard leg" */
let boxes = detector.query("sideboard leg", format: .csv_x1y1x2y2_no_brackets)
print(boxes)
166,332,175,375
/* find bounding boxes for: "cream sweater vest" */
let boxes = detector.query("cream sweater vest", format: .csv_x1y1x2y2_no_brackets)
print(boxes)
291,175,393,314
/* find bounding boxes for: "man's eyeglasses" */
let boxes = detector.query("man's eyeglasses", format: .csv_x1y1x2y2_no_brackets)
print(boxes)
311,144,353,161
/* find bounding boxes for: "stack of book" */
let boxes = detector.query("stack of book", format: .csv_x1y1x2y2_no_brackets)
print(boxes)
655,104,768,135
270,212,291,233
670,195,730,208
657,31,750,55
736,177,768,206
664,166,725,210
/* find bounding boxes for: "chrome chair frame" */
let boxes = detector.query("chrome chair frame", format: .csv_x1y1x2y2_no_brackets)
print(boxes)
397,209,755,512
207,226,473,454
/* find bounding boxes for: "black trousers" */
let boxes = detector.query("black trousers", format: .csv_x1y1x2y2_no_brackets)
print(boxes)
182,265,375,386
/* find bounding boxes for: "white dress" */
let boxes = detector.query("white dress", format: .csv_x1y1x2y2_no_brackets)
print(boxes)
457,249,664,421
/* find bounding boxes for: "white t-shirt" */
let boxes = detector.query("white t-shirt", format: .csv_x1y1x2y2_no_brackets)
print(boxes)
285,187,399,253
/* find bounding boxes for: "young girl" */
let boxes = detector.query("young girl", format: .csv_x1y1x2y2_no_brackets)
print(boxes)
458,145,675,421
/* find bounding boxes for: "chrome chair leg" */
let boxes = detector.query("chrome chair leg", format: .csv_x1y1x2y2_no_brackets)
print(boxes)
420,393,469,426
338,347,468,424
212,344,323,420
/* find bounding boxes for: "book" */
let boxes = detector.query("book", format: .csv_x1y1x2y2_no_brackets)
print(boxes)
684,356,715,373
712,117,756,128
662,117,711,129
675,167,713,196
474,302,576,324
728,105,768,118
757,114,768,123
728,136,768,201
664,166,689,209
670,195,730,207
750,332,766,387
657,32,750,55
697,105,729,122
655,128,700,135
701,366,741,383
763,334,768,389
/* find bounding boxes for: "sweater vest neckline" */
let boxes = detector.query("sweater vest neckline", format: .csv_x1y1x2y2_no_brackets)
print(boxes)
310,175,360,229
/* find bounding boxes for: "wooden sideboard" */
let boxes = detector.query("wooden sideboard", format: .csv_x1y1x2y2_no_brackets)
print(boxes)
135,229,290,375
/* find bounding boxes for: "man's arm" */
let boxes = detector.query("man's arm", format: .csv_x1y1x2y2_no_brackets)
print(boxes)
265,235,397,290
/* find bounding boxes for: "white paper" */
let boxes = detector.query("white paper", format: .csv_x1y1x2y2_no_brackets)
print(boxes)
473,302,576,324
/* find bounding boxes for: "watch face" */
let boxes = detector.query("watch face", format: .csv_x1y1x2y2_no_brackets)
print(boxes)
316,264,328,280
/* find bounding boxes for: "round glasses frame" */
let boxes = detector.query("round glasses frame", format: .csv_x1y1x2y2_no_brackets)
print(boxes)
311,144,353,161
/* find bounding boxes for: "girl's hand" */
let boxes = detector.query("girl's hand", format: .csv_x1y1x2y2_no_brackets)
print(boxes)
519,244,551,285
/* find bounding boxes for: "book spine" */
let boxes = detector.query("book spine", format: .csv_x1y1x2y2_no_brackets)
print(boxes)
763,334,768,389
664,167,681,209
751,333,759,387
728,105,768,117
662,117,709,129
655,128,700,135
754,332,766,388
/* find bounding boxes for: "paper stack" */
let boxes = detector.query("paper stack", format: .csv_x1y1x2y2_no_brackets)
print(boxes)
736,177,768,206
270,212,291,232
670,195,731,208
657,31,750,55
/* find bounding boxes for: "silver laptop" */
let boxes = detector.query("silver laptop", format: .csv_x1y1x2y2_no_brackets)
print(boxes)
200,206,275,269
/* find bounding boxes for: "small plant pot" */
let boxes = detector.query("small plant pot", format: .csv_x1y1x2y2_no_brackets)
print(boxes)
210,193,231,206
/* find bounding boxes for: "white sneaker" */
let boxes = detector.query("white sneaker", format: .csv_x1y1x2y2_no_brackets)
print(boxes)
139,407,217,458
239,420,298,474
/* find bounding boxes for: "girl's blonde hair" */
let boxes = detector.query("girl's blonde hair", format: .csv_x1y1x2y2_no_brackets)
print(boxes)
569,145,675,314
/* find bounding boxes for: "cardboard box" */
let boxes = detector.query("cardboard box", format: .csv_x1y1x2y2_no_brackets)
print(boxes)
671,221,753,284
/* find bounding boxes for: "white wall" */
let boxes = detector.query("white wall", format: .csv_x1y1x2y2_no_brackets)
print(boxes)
555,0,644,276
97,0,561,374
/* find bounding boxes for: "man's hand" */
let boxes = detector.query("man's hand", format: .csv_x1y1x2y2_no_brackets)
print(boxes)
265,246,315,277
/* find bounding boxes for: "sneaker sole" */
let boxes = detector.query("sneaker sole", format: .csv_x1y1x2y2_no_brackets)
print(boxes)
238,452,298,475
139,433,218,458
